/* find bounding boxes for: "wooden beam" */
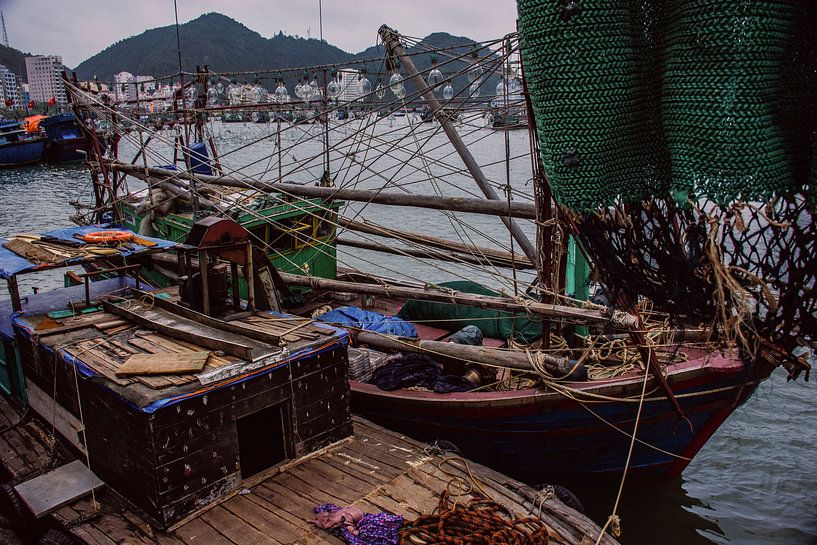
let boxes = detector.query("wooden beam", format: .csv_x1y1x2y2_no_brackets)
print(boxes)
107,161,538,220
352,330,585,378
338,216,532,269
337,236,536,270
378,24,538,264
277,271,636,327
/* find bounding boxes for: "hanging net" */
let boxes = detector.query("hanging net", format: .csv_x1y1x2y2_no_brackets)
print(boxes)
517,0,817,368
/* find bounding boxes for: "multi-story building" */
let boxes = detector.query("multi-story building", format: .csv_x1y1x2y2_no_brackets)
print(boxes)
0,63,21,107
25,55,67,104
114,72,156,102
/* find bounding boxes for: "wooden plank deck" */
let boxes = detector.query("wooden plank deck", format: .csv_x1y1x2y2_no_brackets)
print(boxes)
0,393,617,545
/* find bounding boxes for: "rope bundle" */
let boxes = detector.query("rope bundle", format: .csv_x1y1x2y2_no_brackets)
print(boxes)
400,492,550,545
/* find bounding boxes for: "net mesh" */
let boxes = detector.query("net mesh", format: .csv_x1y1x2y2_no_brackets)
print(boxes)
517,0,817,360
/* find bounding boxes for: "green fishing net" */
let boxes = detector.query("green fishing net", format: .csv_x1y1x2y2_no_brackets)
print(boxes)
517,0,817,210
517,0,817,364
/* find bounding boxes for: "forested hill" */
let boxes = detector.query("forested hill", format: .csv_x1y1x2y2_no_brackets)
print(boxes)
73,12,484,82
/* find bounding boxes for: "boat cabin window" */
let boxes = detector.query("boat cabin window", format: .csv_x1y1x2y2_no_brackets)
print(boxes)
268,217,314,251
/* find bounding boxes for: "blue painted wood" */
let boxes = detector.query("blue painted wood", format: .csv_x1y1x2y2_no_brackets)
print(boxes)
0,138,45,167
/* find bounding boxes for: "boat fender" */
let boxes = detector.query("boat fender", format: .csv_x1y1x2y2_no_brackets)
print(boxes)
0,482,36,541
80,231,134,244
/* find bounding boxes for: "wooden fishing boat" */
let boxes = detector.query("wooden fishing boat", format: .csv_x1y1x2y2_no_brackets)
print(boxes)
58,22,808,489
0,220,617,545
0,121,45,167
40,112,102,163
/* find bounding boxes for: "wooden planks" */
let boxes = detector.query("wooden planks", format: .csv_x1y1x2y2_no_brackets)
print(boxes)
14,460,104,518
116,351,210,377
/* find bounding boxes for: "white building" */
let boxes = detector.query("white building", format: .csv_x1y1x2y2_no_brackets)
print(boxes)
114,72,157,102
0,64,21,107
25,55,67,104
337,69,361,103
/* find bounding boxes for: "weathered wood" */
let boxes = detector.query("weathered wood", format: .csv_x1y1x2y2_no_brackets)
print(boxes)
221,494,300,543
101,300,273,361
109,161,538,220
131,289,281,346
200,503,280,545
115,351,210,377
353,329,583,374
339,216,533,269
174,518,234,545
277,270,632,328
338,236,536,270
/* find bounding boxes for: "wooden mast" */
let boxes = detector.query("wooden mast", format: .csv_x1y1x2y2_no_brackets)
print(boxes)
108,162,539,219
377,24,538,266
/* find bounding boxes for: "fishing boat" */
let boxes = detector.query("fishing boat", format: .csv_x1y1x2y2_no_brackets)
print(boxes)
40,111,101,163
0,219,617,545
0,120,45,167
60,17,812,487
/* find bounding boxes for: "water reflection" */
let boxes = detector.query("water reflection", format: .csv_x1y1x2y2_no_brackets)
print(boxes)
547,474,725,545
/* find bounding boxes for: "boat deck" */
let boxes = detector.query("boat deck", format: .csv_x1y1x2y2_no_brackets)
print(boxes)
14,289,342,409
0,394,616,545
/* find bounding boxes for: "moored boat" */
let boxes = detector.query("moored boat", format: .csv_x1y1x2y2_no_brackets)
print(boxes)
58,20,812,488
0,120,45,167
40,112,102,163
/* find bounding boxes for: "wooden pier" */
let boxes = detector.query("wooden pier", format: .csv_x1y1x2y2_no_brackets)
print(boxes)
0,394,616,545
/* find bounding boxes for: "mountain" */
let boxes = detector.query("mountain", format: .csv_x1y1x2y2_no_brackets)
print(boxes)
73,12,490,88
75,13,354,81
0,44,32,81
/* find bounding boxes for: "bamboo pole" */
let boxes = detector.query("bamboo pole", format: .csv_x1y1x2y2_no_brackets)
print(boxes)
108,162,538,220
276,271,636,327
352,330,585,379
337,236,536,270
377,24,538,265
338,217,532,268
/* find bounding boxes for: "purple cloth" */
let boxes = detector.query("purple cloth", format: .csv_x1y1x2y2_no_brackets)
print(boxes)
313,503,403,545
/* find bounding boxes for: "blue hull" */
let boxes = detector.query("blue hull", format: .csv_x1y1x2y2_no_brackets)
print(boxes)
0,139,45,167
351,354,770,480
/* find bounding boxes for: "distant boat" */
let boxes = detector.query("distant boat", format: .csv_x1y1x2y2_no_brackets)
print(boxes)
222,111,245,123
40,112,99,164
0,120,45,168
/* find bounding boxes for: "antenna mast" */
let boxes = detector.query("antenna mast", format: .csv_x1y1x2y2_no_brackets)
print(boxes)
1,12,9,48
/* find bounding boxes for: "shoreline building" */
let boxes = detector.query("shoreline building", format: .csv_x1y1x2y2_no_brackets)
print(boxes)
0,63,21,107
114,71,156,103
25,55,67,105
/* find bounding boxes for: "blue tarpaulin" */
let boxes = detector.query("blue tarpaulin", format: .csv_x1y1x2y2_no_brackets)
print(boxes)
316,306,417,338
0,225,177,279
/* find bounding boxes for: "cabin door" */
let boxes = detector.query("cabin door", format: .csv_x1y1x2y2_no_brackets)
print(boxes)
0,338,27,405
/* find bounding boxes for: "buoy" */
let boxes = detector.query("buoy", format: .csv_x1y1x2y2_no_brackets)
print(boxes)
80,231,134,244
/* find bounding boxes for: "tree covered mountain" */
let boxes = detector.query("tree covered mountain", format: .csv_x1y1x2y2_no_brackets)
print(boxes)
72,12,491,88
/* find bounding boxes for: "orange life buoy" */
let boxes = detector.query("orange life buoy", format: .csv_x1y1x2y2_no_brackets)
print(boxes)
81,231,134,244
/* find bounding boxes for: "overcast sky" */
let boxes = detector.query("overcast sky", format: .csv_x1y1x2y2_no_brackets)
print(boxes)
0,0,519,68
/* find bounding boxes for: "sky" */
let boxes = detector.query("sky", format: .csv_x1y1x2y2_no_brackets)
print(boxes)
0,0,519,68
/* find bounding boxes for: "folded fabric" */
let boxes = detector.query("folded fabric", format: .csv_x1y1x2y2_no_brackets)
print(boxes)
310,505,365,534
312,503,403,545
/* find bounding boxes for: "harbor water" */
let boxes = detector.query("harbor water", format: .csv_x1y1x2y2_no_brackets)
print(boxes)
0,120,815,545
